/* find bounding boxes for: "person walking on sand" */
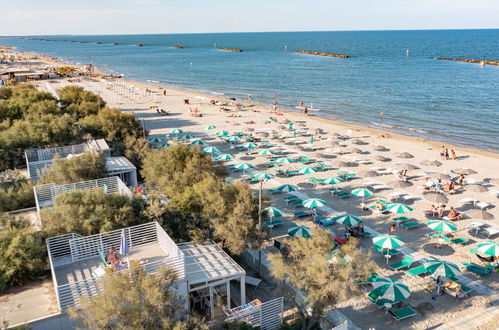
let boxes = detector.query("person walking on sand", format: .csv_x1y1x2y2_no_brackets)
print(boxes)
304,107,308,115
445,149,450,160
451,150,456,160
440,146,445,160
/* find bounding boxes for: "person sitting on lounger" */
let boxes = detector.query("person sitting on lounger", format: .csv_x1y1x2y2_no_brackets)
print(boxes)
438,204,446,218
448,206,463,220
389,224,396,234
426,204,438,216
106,248,120,265
444,181,455,193
375,201,385,212
457,174,465,185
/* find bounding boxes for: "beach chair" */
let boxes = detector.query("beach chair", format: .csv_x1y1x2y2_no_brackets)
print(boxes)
480,227,499,239
406,264,428,277
401,221,420,230
266,219,283,228
461,262,493,276
284,195,299,206
388,255,414,270
294,211,310,218
337,191,350,199
451,237,469,246
388,307,417,321
98,249,108,267
374,245,400,256
292,200,304,208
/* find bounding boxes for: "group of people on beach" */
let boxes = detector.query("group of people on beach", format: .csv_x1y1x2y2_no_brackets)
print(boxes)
440,145,457,160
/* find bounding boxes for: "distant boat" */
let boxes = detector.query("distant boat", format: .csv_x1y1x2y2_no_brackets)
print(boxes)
479,61,485,68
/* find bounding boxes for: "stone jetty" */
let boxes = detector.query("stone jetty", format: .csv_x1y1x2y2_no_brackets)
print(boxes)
295,50,349,58
136,43,144,47
173,45,184,49
436,57,499,66
219,47,243,52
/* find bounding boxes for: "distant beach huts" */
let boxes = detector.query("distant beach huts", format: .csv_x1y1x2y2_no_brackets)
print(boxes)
136,43,144,47
295,50,349,58
435,57,499,66
219,47,243,52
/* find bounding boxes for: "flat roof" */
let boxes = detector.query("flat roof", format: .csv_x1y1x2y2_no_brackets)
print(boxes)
105,157,136,172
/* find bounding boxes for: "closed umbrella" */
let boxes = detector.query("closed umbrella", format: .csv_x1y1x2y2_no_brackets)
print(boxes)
203,147,219,154
302,198,327,208
204,125,216,130
288,225,312,239
427,220,457,232
424,260,461,279
215,154,234,161
467,209,494,220
424,192,448,204
421,159,442,167
452,168,477,175
388,180,413,188
386,203,413,214
275,157,294,164
214,130,229,137
275,184,298,192
190,139,206,145
322,177,344,185
254,172,274,181
298,166,317,174
373,234,405,249
476,241,499,257
370,278,411,302
351,188,374,204
119,229,129,256
395,152,413,159
358,170,379,177
395,163,418,170
332,214,363,227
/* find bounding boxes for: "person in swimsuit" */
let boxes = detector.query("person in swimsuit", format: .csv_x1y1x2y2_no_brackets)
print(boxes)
445,149,450,160
440,146,445,160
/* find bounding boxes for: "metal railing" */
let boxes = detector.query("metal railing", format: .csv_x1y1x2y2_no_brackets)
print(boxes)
224,297,284,330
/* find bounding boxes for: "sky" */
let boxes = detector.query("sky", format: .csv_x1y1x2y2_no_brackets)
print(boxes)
1,0,498,36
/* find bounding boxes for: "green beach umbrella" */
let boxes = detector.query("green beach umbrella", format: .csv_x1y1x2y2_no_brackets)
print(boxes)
310,136,314,144
288,225,312,239
298,166,317,174
476,241,499,257
427,220,457,232
253,172,274,180
302,198,327,208
215,154,234,161
275,184,298,192
226,136,240,142
322,177,344,185
373,234,405,249
204,125,216,130
158,142,170,148
233,162,253,174
214,130,229,136
170,128,183,134
332,214,363,227
424,260,461,279
241,142,257,149
263,206,284,218
371,278,411,302
190,139,206,145
180,134,194,139
351,188,375,204
203,146,219,154
275,157,294,164
386,203,413,214
148,136,165,143
258,149,276,156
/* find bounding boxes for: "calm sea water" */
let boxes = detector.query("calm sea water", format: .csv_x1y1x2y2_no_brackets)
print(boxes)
2,30,499,152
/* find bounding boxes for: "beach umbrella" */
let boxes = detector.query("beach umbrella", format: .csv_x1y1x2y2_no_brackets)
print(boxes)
351,139,364,145
258,149,276,156
298,166,317,174
395,163,418,170
336,161,351,167
302,198,327,208
322,177,344,185
427,220,457,232
226,135,240,142
388,180,413,188
421,159,442,167
452,168,477,175
374,145,387,151
158,143,170,148
357,170,379,177
351,188,374,204
233,162,253,174
204,125,216,130
275,157,294,164
386,203,413,214
190,139,206,145
467,209,494,220
371,278,411,302
214,130,229,137
148,136,165,143
476,241,499,257
347,147,362,154
467,184,488,193
332,214,363,227
170,128,183,134
429,172,450,180
274,184,298,192
373,155,389,162
424,260,461,279
253,172,274,181
203,146,219,154
119,229,129,256
424,192,448,204
395,152,413,159
215,154,234,161
241,142,257,149
373,234,405,249
180,134,194,139
288,225,312,239
263,206,284,219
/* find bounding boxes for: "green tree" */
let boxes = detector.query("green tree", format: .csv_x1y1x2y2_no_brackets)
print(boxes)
68,263,208,330
41,188,145,237
39,151,106,185
0,179,35,212
268,228,377,330
123,134,150,168
57,85,105,117
0,215,46,292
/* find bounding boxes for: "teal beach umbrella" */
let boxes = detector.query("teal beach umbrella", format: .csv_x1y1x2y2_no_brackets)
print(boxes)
288,225,312,239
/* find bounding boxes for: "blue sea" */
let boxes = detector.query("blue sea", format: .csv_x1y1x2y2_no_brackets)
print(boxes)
2,30,499,152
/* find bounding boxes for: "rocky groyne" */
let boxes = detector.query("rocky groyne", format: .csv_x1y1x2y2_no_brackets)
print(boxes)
295,50,349,58
219,47,243,52
136,43,144,47
435,57,499,66
173,45,184,49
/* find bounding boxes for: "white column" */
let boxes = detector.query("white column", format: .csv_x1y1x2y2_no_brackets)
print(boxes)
226,280,231,309
240,275,246,306
209,286,214,319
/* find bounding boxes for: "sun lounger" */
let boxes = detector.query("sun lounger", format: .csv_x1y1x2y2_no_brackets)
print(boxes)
336,191,350,199
402,221,420,230
401,195,419,202
480,227,499,239
451,237,469,245
374,245,400,256
317,217,336,226
388,307,417,321
266,219,283,228
406,264,428,276
475,201,491,210
294,211,310,218
461,262,493,276
292,200,304,208
388,255,414,270
371,184,389,191
459,198,477,206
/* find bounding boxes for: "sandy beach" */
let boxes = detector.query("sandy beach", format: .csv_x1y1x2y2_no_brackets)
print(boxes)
4,50,499,329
